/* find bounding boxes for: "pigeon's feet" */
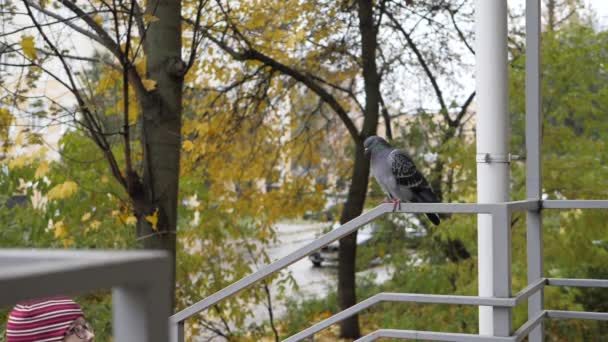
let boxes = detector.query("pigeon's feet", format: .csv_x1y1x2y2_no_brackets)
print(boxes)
382,197,401,212
391,199,401,212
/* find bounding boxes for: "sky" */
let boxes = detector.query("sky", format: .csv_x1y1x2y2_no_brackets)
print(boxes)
509,0,608,29
584,0,608,25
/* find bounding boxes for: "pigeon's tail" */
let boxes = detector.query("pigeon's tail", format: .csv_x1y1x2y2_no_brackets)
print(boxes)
426,213,441,226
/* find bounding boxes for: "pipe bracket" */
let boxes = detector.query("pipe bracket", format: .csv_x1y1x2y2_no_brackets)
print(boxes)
476,153,513,164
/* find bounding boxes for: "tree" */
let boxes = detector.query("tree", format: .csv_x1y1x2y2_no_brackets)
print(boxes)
187,0,480,337
0,0,208,307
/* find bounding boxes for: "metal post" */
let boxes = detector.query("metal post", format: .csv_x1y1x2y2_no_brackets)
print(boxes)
113,283,170,342
492,206,512,336
170,320,185,342
526,0,544,340
475,0,510,335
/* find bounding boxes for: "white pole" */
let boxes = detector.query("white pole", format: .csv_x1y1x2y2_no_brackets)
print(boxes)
475,0,509,335
526,0,544,340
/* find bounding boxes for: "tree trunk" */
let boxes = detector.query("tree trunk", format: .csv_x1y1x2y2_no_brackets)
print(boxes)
134,0,184,311
337,144,367,338
337,0,380,338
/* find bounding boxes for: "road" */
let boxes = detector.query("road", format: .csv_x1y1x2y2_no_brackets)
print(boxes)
194,221,393,341
248,221,393,325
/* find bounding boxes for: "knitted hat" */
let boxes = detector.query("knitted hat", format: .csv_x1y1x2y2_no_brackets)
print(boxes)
6,296,84,342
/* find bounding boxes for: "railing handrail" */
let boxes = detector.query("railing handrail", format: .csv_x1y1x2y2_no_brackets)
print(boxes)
171,199,606,341
171,202,502,324
171,203,386,323
0,249,171,342
283,278,546,342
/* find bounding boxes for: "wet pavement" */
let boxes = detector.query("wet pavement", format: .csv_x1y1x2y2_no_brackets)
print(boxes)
194,221,394,341
248,221,393,325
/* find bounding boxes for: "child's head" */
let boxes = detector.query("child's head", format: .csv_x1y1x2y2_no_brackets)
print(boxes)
6,296,94,341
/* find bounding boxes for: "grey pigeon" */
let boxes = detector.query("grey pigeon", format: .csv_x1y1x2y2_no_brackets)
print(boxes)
364,135,441,225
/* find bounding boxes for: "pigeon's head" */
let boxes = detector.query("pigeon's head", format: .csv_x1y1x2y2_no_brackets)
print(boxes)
364,135,390,156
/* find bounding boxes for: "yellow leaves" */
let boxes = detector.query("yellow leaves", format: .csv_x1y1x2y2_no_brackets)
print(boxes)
143,14,159,24
34,161,50,179
142,79,157,91
14,131,24,146
7,148,48,170
125,215,137,226
20,35,37,60
182,140,194,152
93,15,103,26
114,96,140,124
135,59,157,91
101,175,109,183
89,220,101,231
314,182,325,193
319,310,333,320
84,219,101,235
53,220,67,239
0,107,11,120
0,107,13,144
8,155,32,170
286,30,306,49
135,58,147,76
81,212,91,222
146,208,159,231
249,12,267,29
47,180,78,200
96,69,120,93
256,228,271,240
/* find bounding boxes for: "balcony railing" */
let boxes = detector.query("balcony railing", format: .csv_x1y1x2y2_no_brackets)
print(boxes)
0,249,171,342
170,199,608,341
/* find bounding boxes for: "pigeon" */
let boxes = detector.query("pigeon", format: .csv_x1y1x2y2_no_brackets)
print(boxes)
364,135,441,225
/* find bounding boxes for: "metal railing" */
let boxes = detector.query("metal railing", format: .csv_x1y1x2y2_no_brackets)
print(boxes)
170,0,608,339
0,249,171,342
171,199,608,341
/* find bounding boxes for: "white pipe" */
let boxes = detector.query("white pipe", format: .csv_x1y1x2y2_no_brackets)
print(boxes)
475,0,509,335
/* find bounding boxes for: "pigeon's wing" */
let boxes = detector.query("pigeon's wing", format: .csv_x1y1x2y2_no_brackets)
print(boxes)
389,149,441,225
390,149,441,225
389,149,440,203
389,149,426,188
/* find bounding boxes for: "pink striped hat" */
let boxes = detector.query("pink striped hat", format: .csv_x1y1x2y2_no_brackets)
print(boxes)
6,296,84,342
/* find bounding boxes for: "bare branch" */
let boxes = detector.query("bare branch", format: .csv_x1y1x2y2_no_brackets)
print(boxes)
306,72,365,114
454,91,475,126
448,8,474,55
120,0,136,194
0,13,95,38
185,0,209,73
58,0,122,56
379,94,392,140
39,50,120,69
194,22,361,143
262,282,280,342
382,7,451,125
57,0,147,98
23,0,106,47
23,0,127,189
130,1,146,38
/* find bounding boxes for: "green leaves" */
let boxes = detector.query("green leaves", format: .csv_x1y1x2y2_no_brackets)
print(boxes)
508,22,608,339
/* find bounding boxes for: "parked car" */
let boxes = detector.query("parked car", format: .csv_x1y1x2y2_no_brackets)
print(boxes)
309,223,375,267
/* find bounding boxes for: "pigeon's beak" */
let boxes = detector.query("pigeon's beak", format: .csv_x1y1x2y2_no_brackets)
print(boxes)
364,147,370,156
